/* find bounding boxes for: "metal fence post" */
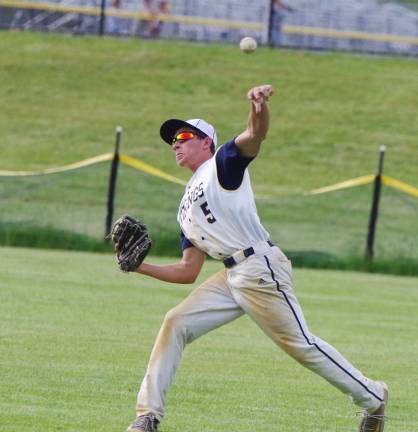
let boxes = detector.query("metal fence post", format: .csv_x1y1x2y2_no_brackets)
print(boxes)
365,145,386,260
267,0,275,47
105,126,122,238
99,0,106,36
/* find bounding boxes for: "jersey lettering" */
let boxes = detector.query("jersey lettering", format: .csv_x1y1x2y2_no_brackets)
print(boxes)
200,201,217,224
179,182,205,223
177,149,270,259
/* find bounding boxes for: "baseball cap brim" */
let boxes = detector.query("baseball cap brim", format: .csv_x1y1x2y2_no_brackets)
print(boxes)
160,119,204,145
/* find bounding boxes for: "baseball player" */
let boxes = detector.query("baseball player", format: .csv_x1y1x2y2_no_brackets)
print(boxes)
125,84,388,432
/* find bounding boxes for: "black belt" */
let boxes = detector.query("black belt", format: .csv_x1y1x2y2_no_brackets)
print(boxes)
223,241,274,269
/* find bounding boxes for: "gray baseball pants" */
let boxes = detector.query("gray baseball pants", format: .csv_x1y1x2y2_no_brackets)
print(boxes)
135,244,385,421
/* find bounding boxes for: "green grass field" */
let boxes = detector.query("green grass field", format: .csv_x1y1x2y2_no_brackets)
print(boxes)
2,32,417,186
1,246,418,432
1,31,417,272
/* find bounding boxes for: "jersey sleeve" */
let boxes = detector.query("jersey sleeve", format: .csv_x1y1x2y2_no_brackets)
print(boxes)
180,230,194,251
215,138,254,190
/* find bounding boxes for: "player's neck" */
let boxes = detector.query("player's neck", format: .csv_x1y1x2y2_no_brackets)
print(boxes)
189,153,213,173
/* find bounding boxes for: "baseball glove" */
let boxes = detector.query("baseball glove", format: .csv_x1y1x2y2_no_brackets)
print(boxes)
106,215,152,272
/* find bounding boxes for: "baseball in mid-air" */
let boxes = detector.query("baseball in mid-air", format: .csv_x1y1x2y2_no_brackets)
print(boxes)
239,36,257,53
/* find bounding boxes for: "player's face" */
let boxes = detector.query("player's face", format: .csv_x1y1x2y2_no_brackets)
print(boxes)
171,128,205,170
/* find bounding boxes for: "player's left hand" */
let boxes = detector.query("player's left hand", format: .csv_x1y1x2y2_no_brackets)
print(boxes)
106,215,152,272
247,84,274,113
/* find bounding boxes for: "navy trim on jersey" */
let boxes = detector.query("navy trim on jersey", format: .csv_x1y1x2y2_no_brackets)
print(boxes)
215,138,254,191
263,255,384,403
180,231,194,251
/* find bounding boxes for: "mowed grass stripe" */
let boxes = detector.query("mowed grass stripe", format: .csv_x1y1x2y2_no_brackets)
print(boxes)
0,246,417,431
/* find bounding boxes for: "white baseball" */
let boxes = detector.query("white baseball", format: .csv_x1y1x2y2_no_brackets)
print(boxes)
239,37,257,53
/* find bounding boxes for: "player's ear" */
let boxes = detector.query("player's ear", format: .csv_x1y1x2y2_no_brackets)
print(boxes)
202,136,212,151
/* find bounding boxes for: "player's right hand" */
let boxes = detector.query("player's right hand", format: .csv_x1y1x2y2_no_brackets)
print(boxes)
247,84,274,113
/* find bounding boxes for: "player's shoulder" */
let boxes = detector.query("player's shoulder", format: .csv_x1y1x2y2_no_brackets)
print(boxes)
214,138,254,191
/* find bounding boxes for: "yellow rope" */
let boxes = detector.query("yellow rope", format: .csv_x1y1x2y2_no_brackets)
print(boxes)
2,0,418,45
382,175,418,198
119,154,186,186
283,24,418,46
2,153,417,197
306,175,375,195
0,0,264,30
0,153,113,176
0,152,186,186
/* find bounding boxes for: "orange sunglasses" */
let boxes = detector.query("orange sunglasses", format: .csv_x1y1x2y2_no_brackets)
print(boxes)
172,131,202,144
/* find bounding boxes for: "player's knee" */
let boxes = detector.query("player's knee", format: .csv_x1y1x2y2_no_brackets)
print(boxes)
162,308,189,339
163,308,182,328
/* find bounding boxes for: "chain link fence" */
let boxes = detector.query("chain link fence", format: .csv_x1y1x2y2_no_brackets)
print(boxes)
1,0,418,55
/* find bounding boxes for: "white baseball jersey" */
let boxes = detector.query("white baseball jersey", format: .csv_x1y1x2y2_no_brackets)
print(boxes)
177,139,270,259
136,141,386,424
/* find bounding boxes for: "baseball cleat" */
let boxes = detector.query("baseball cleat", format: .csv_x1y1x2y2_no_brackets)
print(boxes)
126,413,159,432
358,381,388,432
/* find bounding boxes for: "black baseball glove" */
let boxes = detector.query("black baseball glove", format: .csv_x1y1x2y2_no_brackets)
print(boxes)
106,215,152,272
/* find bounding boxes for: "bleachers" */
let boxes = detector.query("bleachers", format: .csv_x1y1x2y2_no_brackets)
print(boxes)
281,0,418,54
1,0,417,55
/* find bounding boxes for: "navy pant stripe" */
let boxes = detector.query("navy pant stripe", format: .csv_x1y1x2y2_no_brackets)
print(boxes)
263,255,383,403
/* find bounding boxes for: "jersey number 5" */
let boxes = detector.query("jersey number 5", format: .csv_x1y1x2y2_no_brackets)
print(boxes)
200,201,217,224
